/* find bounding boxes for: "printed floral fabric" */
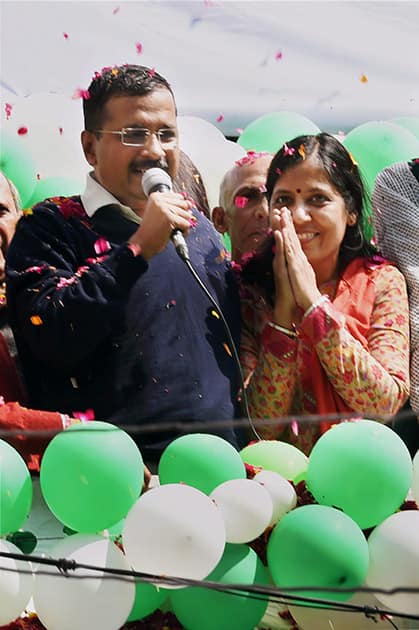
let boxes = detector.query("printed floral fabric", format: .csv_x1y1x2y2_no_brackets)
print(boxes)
241,263,410,454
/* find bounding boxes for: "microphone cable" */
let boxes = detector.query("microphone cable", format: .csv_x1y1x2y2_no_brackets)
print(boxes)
182,255,262,442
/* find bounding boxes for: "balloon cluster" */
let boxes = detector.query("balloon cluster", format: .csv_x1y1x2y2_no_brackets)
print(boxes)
0,419,418,629
0,93,88,207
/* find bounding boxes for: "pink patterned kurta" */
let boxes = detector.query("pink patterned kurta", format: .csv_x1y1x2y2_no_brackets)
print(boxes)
241,262,410,454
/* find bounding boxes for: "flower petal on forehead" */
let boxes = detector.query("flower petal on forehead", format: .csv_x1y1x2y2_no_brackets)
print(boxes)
135,42,143,54
234,195,249,209
259,184,267,193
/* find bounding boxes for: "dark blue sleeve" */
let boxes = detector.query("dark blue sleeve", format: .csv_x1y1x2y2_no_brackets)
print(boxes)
6,202,148,370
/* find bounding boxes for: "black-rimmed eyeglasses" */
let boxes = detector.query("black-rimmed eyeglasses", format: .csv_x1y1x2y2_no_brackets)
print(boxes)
89,127,178,147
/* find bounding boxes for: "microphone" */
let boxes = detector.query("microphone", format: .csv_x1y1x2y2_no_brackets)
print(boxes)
141,167,190,262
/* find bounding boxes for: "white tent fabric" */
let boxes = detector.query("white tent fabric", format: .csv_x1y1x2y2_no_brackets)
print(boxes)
1,0,419,136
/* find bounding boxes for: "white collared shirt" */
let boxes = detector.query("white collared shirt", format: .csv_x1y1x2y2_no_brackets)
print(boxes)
81,172,136,219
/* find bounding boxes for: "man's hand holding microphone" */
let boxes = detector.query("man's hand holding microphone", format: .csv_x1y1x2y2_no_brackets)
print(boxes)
129,168,193,261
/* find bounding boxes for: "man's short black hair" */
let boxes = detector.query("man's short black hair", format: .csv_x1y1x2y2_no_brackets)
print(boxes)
83,64,176,131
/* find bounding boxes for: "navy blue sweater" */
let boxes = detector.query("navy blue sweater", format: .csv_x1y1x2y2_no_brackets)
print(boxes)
6,197,242,458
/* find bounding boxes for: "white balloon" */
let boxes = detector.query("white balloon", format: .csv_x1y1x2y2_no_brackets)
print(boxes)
0,540,33,625
178,115,246,210
1,93,89,182
288,592,409,629
366,510,419,615
34,533,135,630
412,449,419,504
123,483,225,588
253,470,297,525
210,478,272,543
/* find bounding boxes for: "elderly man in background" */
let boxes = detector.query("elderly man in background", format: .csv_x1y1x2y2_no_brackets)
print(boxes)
212,151,272,262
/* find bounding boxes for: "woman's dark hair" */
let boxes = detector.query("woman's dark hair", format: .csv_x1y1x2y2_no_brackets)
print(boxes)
174,151,211,219
241,132,377,301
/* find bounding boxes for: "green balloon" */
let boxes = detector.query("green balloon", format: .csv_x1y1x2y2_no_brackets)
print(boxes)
0,130,37,205
240,440,308,482
238,112,320,153
267,504,369,603
0,439,32,535
40,421,144,533
26,176,84,207
127,581,168,622
171,543,269,630
390,116,419,141
159,433,246,495
306,420,412,529
343,121,419,242
222,232,232,254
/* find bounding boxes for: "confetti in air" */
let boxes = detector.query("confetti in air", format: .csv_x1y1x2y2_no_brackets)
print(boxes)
275,50,283,60
17,127,28,135
4,103,12,119
216,114,224,123
135,42,143,54
360,73,368,83
63,32,69,39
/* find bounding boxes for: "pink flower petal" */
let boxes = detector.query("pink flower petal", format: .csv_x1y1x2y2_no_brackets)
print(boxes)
58,127,63,135
72,88,90,100
135,42,143,54
216,114,224,123
94,237,111,255
73,408,95,421
17,126,28,135
112,6,120,14
234,195,249,209
148,67,156,77
63,32,69,39
5,103,12,120
275,50,283,60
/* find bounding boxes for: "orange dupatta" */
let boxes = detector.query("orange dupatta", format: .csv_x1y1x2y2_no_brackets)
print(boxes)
302,257,387,433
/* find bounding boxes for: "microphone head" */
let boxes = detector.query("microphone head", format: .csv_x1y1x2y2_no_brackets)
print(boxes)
142,167,172,197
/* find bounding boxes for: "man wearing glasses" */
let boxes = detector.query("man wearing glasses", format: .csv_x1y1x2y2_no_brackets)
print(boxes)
6,65,242,466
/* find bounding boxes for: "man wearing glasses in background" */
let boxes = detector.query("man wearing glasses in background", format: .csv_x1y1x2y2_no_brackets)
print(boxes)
6,64,242,468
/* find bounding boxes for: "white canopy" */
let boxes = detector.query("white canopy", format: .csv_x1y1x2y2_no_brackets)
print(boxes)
1,0,419,136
